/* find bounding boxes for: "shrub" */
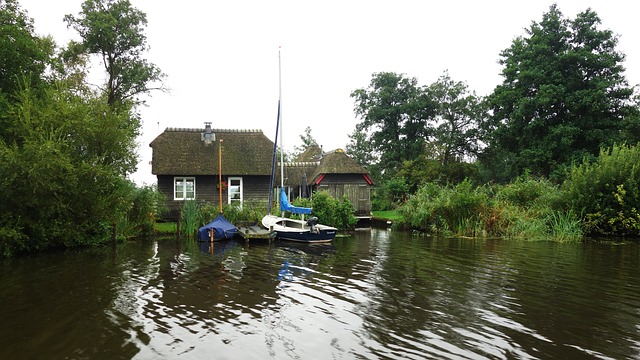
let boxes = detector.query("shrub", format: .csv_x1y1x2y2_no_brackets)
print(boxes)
371,177,410,211
397,177,583,241
397,180,488,236
563,144,640,236
293,191,358,230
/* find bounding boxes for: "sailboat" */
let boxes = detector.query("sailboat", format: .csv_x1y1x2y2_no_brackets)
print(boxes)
261,50,337,243
198,138,238,242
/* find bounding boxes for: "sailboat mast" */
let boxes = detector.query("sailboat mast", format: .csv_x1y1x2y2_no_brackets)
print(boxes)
278,49,285,217
218,139,223,214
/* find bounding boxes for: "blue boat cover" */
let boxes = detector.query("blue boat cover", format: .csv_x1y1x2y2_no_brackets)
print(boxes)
280,188,312,215
197,214,238,241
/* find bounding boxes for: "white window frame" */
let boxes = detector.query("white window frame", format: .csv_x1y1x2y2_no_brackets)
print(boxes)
227,177,243,206
174,177,196,200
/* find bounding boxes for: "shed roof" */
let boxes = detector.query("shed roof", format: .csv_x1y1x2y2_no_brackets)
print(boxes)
150,127,274,175
278,149,371,186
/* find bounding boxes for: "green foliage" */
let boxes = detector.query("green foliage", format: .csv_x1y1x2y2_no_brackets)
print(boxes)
398,180,488,237
0,0,51,97
483,5,640,182
351,72,434,178
397,178,583,241
292,126,317,158
495,174,566,210
351,72,484,183
116,184,167,239
180,200,199,238
178,201,268,238
199,201,267,226
345,128,376,168
426,71,486,168
563,143,640,236
64,0,166,107
293,191,358,230
372,210,402,221
371,177,410,211
0,0,166,256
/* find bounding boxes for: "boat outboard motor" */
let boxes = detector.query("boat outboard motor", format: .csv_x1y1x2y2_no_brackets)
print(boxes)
306,216,319,234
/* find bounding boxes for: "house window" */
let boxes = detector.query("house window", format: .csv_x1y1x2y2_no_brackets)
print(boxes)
228,177,242,206
174,177,195,200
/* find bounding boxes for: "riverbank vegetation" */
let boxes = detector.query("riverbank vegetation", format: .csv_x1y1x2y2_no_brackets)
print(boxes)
348,5,640,241
0,0,165,256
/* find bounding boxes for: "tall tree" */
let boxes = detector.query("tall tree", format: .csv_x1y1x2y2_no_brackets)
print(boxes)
293,126,318,157
483,5,640,181
64,0,165,108
0,0,51,96
351,72,435,179
0,0,53,142
426,71,485,168
346,127,376,167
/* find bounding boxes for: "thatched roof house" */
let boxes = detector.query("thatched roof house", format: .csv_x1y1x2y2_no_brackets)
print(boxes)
279,145,373,217
151,126,273,176
150,125,373,219
150,124,274,219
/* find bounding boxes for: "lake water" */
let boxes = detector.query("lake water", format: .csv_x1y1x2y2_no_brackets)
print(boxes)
1,229,639,359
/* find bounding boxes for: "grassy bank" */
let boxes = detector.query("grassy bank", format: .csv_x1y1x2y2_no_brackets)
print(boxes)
154,222,177,234
372,210,401,221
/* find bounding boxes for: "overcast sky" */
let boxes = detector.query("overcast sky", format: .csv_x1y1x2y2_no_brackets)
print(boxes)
17,0,640,185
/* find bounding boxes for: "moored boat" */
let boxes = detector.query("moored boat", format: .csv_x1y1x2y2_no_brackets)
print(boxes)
260,49,336,243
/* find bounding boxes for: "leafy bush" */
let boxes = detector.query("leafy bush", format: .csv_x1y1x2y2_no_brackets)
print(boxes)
563,144,640,236
397,180,488,236
293,191,358,230
371,177,410,211
396,178,583,241
116,184,167,240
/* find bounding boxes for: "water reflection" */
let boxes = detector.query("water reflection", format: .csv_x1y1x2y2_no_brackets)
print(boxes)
1,231,640,359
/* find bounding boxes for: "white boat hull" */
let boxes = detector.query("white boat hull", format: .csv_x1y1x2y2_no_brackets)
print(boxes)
262,214,337,243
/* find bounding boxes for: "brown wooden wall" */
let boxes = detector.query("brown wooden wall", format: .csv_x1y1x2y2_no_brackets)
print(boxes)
315,174,372,216
157,175,271,220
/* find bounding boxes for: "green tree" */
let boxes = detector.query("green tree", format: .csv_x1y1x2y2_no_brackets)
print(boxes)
351,72,435,179
483,5,640,182
345,127,376,167
64,0,166,108
426,71,485,169
293,126,317,157
0,0,166,256
0,0,54,141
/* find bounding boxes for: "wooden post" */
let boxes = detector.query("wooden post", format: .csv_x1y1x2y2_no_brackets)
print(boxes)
177,208,181,239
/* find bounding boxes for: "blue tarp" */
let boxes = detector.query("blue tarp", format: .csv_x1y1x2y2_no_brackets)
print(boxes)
197,214,238,241
280,188,312,215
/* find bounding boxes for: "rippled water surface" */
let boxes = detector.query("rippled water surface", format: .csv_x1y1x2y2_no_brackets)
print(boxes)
2,230,640,359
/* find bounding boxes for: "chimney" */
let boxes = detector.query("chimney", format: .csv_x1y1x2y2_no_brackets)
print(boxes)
202,122,215,144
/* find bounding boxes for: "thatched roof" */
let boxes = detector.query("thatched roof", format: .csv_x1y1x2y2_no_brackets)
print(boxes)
150,127,274,175
278,148,370,186
315,149,369,175
295,144,323,162
276,162,319,187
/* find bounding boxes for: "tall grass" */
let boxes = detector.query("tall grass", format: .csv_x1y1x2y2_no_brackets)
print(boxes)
396,176,583,241
179,200,268,238
547,211,583,242
180,200,198,238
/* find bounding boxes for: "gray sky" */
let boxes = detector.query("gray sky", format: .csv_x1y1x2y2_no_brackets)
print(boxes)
18,0,640,185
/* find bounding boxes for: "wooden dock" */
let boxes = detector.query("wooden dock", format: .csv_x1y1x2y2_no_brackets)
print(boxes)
237,225,273,241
